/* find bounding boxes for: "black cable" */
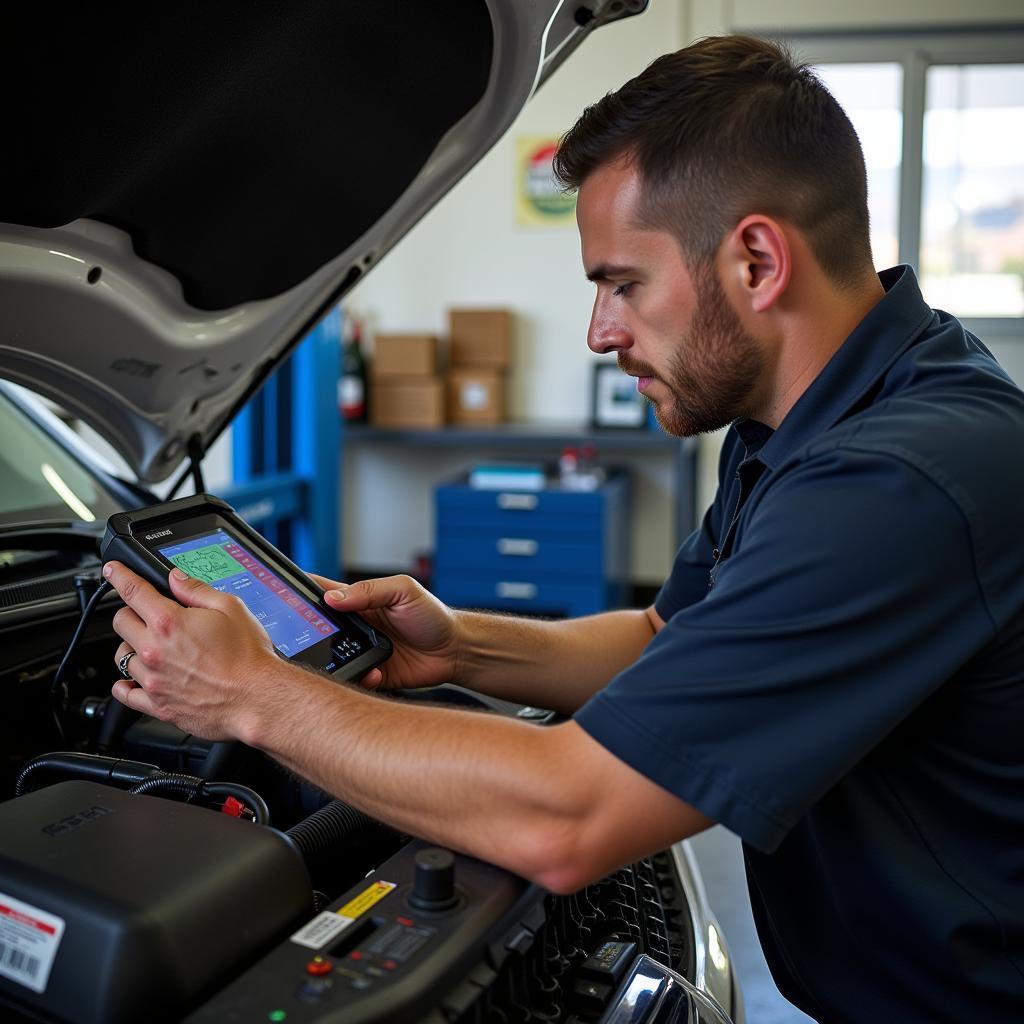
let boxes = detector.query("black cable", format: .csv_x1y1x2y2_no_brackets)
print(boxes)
187,435,206,494
15,752,160,797
203,782,271,826
168,460,192,499
15,753,271,825
167,436,207,499
128,772,271,826
50,579,113,742
130,772,204,802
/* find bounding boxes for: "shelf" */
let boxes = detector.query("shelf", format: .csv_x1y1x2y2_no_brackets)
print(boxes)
342,420,697,545
343,420,694,452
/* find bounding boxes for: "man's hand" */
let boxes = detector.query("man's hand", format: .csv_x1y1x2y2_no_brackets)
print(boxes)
103,561,282,741
310,573,461,692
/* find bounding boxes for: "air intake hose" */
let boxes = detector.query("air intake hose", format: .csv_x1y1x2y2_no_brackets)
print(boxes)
284,799,383,861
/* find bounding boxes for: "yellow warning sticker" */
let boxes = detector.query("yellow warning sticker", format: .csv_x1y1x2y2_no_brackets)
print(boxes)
337,880,396,920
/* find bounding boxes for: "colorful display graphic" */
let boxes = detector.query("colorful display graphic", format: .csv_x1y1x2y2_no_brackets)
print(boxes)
161,530,338,656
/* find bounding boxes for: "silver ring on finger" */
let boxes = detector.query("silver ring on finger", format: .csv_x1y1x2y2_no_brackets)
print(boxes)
118,650,137,680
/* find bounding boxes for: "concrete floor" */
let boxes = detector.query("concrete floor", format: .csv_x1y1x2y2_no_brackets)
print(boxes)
688,827,816,1024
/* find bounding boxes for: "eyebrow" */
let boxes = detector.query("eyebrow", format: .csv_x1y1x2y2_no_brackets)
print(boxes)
585,263,640,283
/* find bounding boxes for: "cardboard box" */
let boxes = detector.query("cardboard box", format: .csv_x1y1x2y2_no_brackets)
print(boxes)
371,378,444,428
372,334,439,378
447,369,506,424
448,309,512,368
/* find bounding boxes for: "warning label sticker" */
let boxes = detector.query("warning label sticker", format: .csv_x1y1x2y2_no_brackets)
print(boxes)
337,880,396,921
290,880,396,951
0,893,65,994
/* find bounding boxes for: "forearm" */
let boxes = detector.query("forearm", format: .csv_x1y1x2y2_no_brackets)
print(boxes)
101,561,707,895
244,668,594,887
242,663,710,893
452,607,658,713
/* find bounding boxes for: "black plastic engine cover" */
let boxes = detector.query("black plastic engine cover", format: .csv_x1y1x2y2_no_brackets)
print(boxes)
0,780,312,1024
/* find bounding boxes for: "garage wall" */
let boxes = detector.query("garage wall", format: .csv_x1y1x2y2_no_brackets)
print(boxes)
343,1,687,581
340,0,1024,583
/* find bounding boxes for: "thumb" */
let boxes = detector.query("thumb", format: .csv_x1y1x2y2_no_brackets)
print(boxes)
322,575,409,613
168,566,224,609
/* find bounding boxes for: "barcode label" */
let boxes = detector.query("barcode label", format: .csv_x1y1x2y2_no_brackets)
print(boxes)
0,941,41,980
0,893,65,994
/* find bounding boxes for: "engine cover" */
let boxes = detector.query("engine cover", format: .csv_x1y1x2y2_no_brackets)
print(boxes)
0,780,312,1024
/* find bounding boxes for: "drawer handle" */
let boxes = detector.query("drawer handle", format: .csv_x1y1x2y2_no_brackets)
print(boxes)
496,582,538,600
497,493,539,511
497,538,538,557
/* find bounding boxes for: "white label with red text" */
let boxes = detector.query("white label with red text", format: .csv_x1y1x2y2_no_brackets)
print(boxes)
0,893,65,993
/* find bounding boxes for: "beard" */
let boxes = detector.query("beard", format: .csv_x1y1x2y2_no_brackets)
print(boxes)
619,266,764,437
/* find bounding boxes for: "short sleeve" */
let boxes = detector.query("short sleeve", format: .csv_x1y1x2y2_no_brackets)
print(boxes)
575,445,995,852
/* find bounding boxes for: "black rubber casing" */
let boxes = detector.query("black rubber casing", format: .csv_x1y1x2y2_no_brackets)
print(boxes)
0,780,312,1024
100,493,391,681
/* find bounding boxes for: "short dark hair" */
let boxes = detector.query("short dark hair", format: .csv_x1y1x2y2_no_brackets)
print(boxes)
554,35,873,287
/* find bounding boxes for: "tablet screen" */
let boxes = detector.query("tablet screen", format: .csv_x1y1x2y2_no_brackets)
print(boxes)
158,528,339,656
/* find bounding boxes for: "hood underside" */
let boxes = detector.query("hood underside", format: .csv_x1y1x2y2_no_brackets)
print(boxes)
0,1,647,482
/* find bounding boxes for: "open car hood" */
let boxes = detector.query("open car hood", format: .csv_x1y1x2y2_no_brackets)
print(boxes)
0,1,646,483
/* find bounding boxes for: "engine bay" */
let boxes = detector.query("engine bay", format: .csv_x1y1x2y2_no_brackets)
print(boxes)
0,525,732,1023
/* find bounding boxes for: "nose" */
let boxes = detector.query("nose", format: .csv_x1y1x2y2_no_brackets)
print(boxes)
587,294,632,355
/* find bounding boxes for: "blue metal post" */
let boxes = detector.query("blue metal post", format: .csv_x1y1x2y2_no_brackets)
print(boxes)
227,308,342,576
289,307,341,574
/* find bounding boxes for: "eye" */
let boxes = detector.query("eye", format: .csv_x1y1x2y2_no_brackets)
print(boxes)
612,282,634,297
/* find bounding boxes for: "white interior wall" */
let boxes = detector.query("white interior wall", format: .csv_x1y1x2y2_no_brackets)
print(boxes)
340,0,1024,583
344,2,687,581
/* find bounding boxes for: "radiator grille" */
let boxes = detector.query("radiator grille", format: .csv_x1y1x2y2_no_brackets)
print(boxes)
440,852,693,1024
0,571,79,609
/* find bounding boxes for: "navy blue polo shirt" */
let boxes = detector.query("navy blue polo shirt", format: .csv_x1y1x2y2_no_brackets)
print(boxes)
575,266,1024,1021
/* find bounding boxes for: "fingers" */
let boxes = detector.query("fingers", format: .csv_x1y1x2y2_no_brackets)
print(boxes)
360,667,385,689
167,567,231,610
102,561,178,627
308,572,344,592
322,575,418,612
111,640,156,715
111,676,157,717
112,605,147,651
114,639,149,683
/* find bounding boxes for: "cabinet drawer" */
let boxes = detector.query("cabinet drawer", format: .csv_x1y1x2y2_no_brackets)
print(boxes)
437,505,603,538
432,571,610,618
436,495,604,537
435,534,604,575
437,485,608,516
435,478,626,537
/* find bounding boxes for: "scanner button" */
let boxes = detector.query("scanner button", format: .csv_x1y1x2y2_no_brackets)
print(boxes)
306,957,333,977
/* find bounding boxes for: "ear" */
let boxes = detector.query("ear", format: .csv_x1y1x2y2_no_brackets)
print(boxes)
721,214,791,314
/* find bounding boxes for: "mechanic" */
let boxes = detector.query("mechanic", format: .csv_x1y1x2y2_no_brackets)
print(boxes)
102,35,1024,1021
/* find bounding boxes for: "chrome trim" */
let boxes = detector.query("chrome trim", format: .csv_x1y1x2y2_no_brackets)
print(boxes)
671,841,710,990
598,954,733,1024
670,840,739,1020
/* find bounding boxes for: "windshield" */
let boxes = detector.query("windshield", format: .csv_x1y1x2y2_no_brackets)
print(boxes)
0,395,123,526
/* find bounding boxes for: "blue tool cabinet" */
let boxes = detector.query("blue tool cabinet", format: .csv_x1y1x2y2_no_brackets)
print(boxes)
433,471,631,617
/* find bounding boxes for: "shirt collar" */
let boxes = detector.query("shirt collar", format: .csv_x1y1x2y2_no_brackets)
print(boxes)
736,265,936,470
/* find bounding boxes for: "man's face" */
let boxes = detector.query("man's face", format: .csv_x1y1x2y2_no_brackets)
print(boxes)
577,160,764,437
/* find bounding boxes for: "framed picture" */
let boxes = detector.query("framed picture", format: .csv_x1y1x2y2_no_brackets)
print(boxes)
590,361,649,429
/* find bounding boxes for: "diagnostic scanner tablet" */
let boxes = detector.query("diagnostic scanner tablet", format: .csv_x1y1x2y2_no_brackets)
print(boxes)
100,494,391,680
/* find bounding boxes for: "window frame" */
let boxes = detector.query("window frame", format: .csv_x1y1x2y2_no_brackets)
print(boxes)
782,30,1024,340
